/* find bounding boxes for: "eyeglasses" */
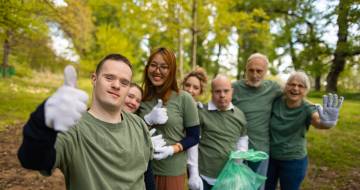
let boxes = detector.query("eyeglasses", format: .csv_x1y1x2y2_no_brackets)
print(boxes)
287,83,305,89
149,63,169,73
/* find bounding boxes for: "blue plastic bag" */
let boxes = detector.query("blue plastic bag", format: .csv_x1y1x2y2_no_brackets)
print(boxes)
212,149,269,190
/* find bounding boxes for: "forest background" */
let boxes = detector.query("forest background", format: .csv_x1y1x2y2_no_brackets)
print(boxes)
0,0,359,189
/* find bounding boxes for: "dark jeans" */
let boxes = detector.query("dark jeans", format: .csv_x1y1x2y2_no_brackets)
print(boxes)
265,156,308,190
201,177,213,190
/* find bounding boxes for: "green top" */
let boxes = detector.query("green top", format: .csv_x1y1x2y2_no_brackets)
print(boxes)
138,90,200,176
232,80,282,153
198,103,247,178
54,112,152,190
270,96,316,160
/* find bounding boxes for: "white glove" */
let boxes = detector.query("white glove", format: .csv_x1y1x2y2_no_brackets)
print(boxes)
144,99,168,125
187,145,199,167
316,93,344,128
45,65,89,132
188,165,203,190
235,135,248,164
153,145,174,160
150,128,166,151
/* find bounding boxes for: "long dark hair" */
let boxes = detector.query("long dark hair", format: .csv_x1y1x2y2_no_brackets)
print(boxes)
142,47,179,103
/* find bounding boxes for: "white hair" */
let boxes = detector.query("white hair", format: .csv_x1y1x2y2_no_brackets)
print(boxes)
286,71,311,94
246,53,269,68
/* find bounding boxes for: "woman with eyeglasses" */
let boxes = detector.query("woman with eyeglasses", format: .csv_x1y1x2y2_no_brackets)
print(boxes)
137,47,200,190
265,71,344,190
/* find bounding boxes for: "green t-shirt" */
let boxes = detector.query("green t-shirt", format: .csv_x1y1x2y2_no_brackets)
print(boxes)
198,104,247,178
270,96,317,160
232,80,282,153
54,112,152,190
138,90,200,176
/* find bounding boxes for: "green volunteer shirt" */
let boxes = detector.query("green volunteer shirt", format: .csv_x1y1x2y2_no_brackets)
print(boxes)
138,90,200,176
198,103,247,178
232,80,282,153
270,96,317,160
54,112,152,190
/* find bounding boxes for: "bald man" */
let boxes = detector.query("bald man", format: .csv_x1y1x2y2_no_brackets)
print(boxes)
232,53,282,190
188,74,248,190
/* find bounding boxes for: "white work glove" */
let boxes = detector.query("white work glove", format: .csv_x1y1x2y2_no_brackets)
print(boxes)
153,145,174,160
188,165,203,190
188,145,203,190
316,93,344,128
144,99,168,125
150,128,166,152
235,135,248,164
45,65,89,132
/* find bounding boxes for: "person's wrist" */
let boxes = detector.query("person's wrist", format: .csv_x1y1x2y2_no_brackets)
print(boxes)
172,143,183,154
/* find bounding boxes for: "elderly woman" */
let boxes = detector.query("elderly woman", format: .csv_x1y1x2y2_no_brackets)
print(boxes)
137,47,200,190
265,71,344,190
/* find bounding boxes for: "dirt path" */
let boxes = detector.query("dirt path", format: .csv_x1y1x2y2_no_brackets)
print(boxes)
1,124,359,190
0,124,65,190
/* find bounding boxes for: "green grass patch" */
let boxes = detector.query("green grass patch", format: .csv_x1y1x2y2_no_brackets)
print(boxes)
0,71,91,131
302,97,360,189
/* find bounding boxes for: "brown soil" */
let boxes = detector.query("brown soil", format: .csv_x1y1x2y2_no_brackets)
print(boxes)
0,124,65,190
1,124,359,190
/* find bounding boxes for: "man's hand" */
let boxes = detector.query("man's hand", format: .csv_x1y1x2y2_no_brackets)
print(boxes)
153,145,174,160
150,128,166,151
188,165,203,190
45,65,89,132
144,99,168,125
316,93,344,128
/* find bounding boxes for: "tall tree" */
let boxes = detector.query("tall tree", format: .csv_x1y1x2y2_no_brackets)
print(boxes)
326,0,360,92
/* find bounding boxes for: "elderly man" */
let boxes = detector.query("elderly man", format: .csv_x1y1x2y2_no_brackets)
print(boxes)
188,74,248,190
18,54,154,190
232,53,282,189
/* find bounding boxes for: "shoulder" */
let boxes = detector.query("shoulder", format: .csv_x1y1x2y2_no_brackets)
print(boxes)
303,99,317,114
123,111,147,128
232,80,245,88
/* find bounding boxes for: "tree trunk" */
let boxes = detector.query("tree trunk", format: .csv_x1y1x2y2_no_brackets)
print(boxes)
314,75,321,91
213,44,222,77
2,30,11,78
326,0,349,92
175,3,184,80
190,0,198,69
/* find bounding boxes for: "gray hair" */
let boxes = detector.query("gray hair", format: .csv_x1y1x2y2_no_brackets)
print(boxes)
246,53,269,68
286,71,311,94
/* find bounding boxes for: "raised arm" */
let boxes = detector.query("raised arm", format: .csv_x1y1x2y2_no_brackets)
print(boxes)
18,65,88,173
312,93,344,129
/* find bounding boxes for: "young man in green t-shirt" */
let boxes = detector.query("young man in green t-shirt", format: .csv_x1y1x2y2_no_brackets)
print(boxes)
188,74,248,190
232,53,282,190
18,54,153,190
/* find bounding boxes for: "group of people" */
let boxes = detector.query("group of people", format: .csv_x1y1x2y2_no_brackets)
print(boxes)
17,47,343,190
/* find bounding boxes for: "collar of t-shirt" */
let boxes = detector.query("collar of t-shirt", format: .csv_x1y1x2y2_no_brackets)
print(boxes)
208,101,234,111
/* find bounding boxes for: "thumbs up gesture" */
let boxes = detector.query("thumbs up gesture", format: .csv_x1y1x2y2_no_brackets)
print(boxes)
45,65,89,132
144,99,168,126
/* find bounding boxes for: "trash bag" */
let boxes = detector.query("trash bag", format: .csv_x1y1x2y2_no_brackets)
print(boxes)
212,149,268,190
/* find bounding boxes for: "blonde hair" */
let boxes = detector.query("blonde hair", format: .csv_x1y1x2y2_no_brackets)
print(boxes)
182,67,208,95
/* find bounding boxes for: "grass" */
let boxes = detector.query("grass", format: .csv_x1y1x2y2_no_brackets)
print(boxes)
1,72,359,189
0,71,91,131
302,95,360,189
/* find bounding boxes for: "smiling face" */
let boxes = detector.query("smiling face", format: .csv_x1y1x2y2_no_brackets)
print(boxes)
183,76,202,98
123,86,142,113
245,57,268,88
285,76,307,104
91,60,132,111
147,53,170,87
